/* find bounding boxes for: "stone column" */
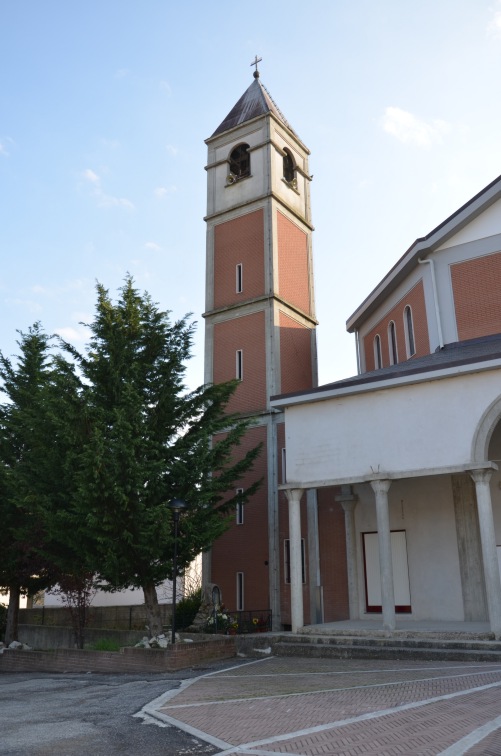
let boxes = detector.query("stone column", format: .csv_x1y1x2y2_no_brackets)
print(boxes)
370,479,395,633
285,488,304,633
470,469,501,638
337,492,359,620
307,489,323,625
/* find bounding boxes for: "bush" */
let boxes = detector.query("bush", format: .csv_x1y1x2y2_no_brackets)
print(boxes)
175,588,202,630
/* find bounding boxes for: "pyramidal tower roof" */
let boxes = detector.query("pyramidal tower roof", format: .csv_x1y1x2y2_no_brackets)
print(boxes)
211,72,296,138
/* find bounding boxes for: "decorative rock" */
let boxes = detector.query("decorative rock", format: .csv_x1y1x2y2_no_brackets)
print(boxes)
8,641,32,650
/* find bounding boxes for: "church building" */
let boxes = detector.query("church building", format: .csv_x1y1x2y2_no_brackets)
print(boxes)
204,66,501,640
272,174,501,638
202,65,349,630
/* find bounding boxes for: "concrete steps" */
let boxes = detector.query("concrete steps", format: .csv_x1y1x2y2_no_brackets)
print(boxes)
273,633,501,663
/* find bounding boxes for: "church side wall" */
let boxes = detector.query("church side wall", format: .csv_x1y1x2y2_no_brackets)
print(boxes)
362,280,429,372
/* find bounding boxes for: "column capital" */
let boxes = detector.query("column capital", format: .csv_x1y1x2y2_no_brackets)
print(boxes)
285,488,304,504
470,469,493,485
340,498,357,514
370,479,392,495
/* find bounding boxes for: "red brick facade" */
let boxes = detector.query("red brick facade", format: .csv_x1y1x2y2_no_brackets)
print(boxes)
277,211,311,315
279,311,313,394
214,210,265,309
451,251,501,341
210,425,270,612
363,280,429,371
212,311,267,415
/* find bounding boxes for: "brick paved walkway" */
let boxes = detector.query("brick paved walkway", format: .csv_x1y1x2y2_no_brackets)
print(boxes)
145,657,501,755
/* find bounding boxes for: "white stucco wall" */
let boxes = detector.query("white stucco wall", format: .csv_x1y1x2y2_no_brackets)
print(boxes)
44,579,175,608
283,366,501,487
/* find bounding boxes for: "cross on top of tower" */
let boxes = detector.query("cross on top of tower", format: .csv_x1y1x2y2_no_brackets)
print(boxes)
250,55,262,78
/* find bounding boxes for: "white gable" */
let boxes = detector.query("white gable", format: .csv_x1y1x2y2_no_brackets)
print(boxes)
437,196,501,251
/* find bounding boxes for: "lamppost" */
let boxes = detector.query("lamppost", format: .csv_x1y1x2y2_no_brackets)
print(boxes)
168,498,189,644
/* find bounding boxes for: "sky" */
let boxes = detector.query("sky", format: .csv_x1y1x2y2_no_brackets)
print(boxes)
2,1,501,389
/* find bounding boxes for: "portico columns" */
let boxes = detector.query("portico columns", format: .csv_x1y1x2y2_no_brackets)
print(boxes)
336,488,359,620
470,469,501,638
285,488,304,633
370,479,396,633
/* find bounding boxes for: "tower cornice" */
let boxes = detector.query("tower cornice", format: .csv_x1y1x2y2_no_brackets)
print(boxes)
202,292,318,326
204,192,315,231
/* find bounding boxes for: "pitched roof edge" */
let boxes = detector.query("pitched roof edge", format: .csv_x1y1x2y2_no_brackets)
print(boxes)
346,173,501,332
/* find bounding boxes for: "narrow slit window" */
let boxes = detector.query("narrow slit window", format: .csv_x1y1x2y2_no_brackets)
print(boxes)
236,572,244,611
374,334,382,369
284,538,306,584
236,488,244,525
236,349,243,380
404,305,416,357
236,263,243,293
388,321,398,365
281,447,287,484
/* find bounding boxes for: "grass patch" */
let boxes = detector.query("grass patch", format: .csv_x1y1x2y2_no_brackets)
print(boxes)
87,638,122,652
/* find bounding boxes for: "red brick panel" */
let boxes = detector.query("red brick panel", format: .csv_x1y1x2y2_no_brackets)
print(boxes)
213,311,267,414
279,311,313,394
277,211,311,315
363,280,430,372
210,425,270,613
213,210,265,309
317,487,349,622
451,251,501,340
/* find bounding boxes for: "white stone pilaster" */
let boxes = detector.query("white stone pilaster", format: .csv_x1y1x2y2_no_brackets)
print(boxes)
338,495,359,620
370,479,395,633
470,469,501,638
286,488,304,633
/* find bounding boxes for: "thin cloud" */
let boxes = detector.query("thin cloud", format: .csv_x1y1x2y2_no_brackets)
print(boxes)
6,298,43,314
159,80,172,94
55,326,90,343
0,137,14,157
487,2,501,38
154,185,177,198
144,241,162,252
381,107,451,148
81,168,134,210
166,144,178,157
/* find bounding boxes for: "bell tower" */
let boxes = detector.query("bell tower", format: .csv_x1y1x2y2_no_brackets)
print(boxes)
203,62,317,628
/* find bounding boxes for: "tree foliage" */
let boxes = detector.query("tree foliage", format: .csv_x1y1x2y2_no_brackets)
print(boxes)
0,278,261,639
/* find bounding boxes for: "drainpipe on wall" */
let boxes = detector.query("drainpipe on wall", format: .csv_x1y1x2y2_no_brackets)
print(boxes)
355,329,361,374
418,257,444,349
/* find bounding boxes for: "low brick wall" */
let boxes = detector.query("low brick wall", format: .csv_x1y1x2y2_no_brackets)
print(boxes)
18,625,145,650
0,637,237,674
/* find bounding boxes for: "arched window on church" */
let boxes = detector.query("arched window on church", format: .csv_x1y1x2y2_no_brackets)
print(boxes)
388,321,398,365
229,144,250,180
374,334,382,369
283,148,295,184
404,305,416,358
